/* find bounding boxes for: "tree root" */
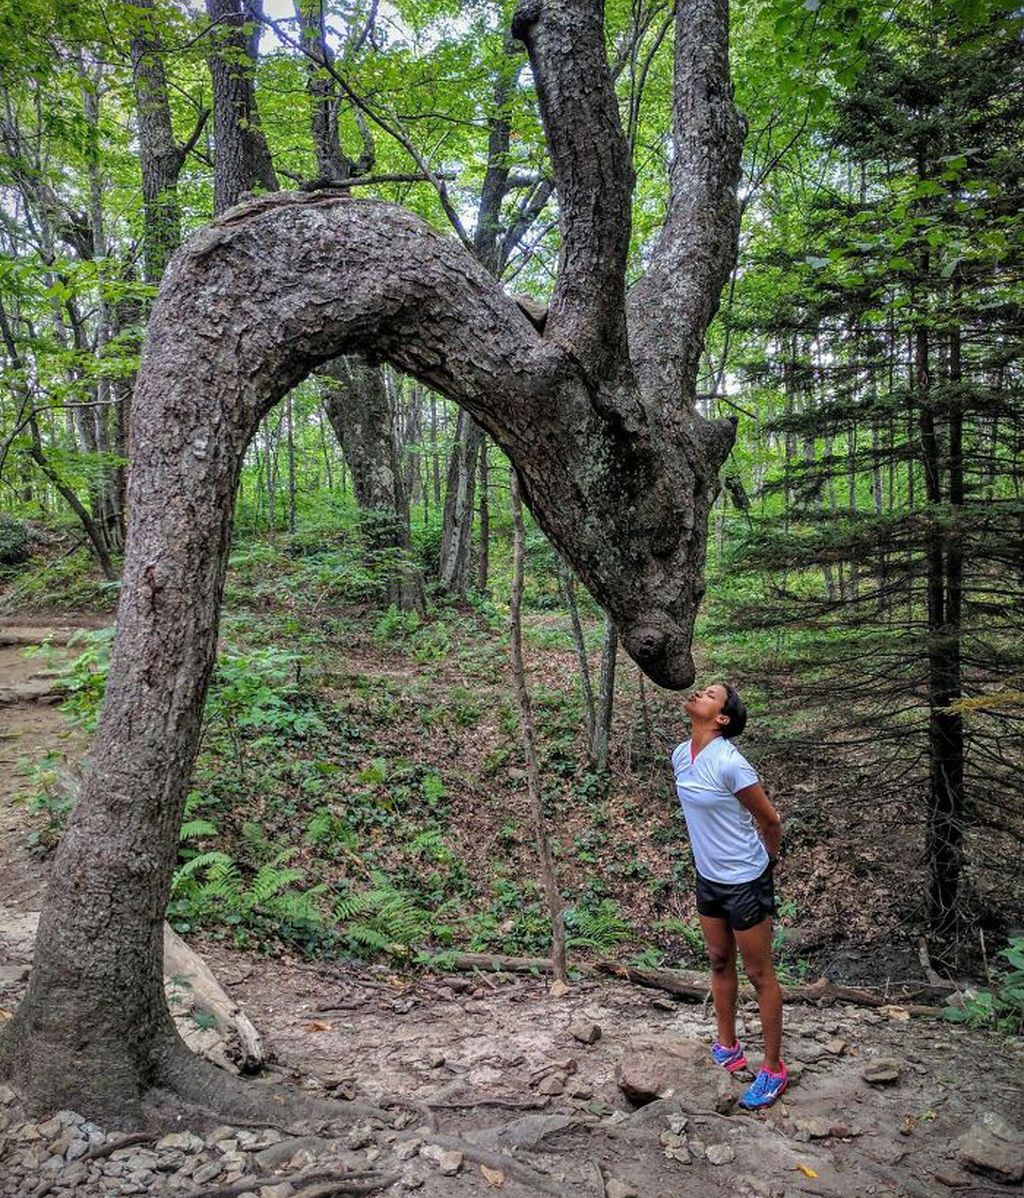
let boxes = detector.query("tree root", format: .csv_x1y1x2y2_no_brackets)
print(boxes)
397,1131,570,1198
374,1093,438,1131
85,1131,158,1161
192,1167,395,1198
152,1035,393,1131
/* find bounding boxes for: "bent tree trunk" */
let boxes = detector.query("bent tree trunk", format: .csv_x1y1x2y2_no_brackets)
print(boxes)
0,0,744,1124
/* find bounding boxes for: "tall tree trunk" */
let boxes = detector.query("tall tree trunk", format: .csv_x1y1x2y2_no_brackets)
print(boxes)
477,434,490,593
589,615,618,773
205,0,278,214
510,470,567,984
440,409,482,595
322,358,424,612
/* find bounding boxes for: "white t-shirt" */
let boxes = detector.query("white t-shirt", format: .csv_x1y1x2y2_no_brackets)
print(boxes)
671,736,767,884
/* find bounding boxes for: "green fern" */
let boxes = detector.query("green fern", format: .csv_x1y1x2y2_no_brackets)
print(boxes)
179,818,219,841
565,899,633,952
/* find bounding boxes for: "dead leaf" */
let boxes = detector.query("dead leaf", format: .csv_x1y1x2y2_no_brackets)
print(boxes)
305,1019,333,1032
481,1165,505,1187
797,1164,819,1179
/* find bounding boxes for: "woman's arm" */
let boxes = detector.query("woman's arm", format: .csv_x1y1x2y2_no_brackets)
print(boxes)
735,782,782,861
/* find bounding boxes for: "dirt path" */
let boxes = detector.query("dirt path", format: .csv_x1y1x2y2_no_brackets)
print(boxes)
1,623,1022,1198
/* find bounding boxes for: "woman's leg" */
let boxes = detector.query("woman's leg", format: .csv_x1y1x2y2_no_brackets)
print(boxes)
699,914,738,1046
734,917,783,1071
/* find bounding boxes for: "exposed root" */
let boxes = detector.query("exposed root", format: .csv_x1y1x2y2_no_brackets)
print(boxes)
375,1093,438,1132
289,1181,399,1198
152,1035,392,1130
193,1168,395,1198
397,1131,570,1198
85,1131,158,1160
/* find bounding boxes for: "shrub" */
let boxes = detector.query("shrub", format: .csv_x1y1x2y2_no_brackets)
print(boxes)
0,514,31,566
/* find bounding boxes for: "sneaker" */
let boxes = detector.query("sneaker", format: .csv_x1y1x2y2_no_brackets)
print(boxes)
711,1040,747,1073
739,1062,788,1110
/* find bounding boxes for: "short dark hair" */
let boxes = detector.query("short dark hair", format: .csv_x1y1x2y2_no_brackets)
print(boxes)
719,683,747,739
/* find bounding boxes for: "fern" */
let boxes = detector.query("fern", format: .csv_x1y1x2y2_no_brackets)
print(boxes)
179,818,219,841
565,899,633,952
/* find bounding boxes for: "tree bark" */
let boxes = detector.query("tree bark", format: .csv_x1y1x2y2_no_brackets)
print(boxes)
321,356,424,612
205,0,278,214
440,410,482,596
2,0,744,1123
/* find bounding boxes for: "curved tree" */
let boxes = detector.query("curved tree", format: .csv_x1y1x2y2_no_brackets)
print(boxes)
0,0,744,1124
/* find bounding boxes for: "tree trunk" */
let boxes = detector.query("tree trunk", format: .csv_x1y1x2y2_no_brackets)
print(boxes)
589,616,618,773
1,0,744,1123
322,357,424,613
205,0,278,214
440,409,482,596
509,470,567,984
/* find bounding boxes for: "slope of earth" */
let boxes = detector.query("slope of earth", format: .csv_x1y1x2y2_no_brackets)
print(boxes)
2,621,1023,1198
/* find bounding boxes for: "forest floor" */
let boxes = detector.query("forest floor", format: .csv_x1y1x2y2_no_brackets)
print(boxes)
2,618,1024,1198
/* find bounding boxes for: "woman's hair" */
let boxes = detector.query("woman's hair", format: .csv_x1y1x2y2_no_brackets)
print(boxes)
719,683,748,739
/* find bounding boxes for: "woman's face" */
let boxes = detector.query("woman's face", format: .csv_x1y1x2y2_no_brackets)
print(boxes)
683,683,728,723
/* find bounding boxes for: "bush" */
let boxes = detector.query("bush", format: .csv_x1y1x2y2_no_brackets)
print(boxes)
0,514,31,566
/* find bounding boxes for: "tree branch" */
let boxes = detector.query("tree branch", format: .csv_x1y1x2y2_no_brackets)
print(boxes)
512,0,634,381
627,0,746,404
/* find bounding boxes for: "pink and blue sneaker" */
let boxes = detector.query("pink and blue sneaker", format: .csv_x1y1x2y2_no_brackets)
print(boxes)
739,1061,788,1109
711,1040,748,1073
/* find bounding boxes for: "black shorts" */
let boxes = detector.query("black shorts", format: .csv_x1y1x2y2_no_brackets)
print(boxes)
696,864,776,931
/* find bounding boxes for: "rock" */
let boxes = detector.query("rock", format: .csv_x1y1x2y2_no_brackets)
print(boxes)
825,1038,846,1055
616,1036,734,1113
401,1173,425,1190
426,1050,446,1069
706,1144,735,1166
934,1169,971,1188
158,1131,206,1153
957,1112,1024,1183
605,1179,637,1198
862,1057,903,1085
650,997,676,1012
793,1116,839,1139
664,1145,691,1164
0,965,30,987
396,1138,422,1162
470,1113,576,1153
0,1084,16,1105
193,1160,225,1184
347,1124,375,1150
549,979,571,999
537,1074,565,1096
438,1149,463,1176
569,1021,602,1045
259,1186,295,1198
668,1114,688,1135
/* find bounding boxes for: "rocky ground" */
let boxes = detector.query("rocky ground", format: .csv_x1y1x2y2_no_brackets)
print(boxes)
1,624,1023,1198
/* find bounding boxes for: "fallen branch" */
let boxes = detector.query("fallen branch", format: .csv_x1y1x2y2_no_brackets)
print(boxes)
428,952,555,974
594,962,941,1013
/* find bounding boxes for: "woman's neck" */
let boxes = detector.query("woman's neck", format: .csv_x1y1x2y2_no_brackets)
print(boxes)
689,724,722,754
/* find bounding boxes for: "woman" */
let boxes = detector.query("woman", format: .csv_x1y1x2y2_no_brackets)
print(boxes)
671,682,786,1110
